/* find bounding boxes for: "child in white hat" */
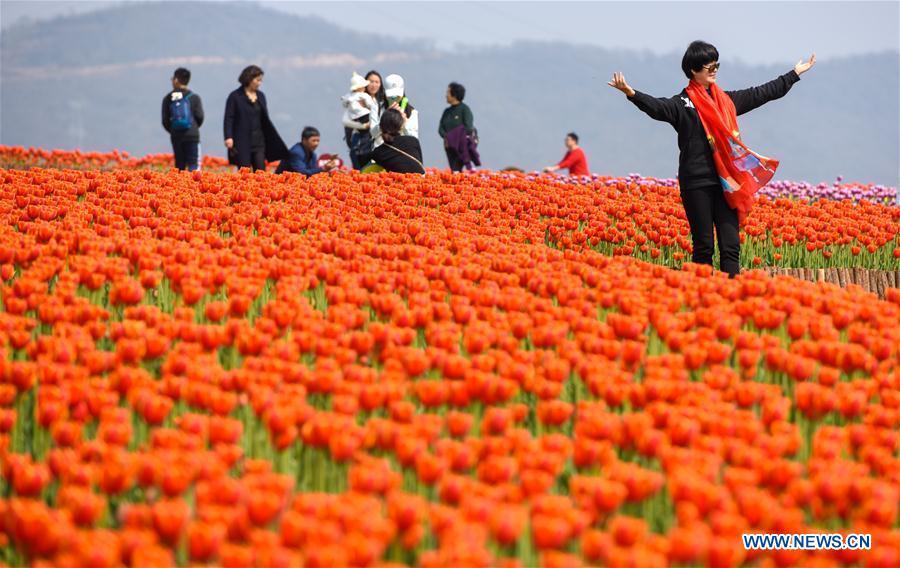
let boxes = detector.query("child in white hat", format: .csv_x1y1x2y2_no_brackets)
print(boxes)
342,72,379,168
341,72,377,126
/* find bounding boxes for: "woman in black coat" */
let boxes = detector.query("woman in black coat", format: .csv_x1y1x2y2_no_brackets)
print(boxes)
224,65,289,171
609,41,815,277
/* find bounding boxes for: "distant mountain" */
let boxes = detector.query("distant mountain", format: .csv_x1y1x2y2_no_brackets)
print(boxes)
2,1,898,185
0,1,425,67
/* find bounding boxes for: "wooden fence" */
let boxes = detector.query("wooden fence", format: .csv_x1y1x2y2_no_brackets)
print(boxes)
761,268,899,299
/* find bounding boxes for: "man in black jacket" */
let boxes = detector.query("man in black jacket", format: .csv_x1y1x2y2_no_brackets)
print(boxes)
162,68,204,171
609,41,815,277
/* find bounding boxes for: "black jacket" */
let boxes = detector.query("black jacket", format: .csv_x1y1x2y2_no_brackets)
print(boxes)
358,136,425,174
162,89,204,142
628,70,800,188
223,88,289,167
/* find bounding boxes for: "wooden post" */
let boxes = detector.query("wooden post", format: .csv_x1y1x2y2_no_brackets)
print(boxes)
879,273,890,298
837,268,847,288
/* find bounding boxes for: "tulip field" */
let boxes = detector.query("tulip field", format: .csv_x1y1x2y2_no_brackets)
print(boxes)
558,174,898,208
0,151,898,567
0,146,230,173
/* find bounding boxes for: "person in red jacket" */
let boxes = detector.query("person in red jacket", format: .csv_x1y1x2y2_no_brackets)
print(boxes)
544,132,590,176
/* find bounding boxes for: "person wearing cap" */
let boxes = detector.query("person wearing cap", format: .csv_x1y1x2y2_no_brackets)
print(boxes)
544,132,590,177
374,74,419,146
342,72,371,144
342,72,379,169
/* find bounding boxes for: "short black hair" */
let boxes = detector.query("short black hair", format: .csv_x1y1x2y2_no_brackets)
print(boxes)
566,132,579,143
173,68,191,86
301,126,320,140
238,65,264,87
681,41,719,79
379,109,404,142
448,82,466,102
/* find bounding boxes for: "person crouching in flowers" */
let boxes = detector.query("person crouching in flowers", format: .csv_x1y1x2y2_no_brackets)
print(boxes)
356,109,425,175
275,126,338,177
609,40,815,277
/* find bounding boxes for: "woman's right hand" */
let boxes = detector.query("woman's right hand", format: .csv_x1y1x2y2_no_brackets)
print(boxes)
608,72,635,97
225,138,234,149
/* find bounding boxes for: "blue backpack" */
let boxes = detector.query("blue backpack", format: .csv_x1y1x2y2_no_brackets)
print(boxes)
169,92,194,131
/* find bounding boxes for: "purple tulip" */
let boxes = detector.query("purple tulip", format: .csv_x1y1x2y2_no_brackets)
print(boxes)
548,172,896,206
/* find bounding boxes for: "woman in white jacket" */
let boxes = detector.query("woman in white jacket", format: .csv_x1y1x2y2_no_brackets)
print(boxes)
372,74,419,148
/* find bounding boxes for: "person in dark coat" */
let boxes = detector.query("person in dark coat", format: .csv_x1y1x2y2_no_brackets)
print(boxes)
161,67,204,171
224,65,289,171
609,40,815,277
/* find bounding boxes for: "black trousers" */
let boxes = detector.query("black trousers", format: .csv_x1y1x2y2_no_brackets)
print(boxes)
680,183,741,276
172,138,200,171
230,147,266,171
349,130,374,170
445,147,464,172
250,148,266,172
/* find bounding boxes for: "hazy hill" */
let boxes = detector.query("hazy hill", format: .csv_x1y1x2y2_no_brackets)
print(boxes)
0,1,423,66
2,1,898,185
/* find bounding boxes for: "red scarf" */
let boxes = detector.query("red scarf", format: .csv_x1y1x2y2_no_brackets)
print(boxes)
686,80,778,224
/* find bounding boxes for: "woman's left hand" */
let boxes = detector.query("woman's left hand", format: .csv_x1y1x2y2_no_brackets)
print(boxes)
794,53,816,75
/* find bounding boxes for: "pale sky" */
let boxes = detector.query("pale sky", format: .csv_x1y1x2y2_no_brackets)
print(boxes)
2,0,898,65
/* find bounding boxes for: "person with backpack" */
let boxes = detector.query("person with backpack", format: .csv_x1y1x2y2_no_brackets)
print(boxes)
357,109,425,175
224,65,289,171
609,41,815,277
544,132,590,176
439,82,479,172
161,67,204,171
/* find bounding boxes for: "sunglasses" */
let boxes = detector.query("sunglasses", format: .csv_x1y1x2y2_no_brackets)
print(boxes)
702,62,721,72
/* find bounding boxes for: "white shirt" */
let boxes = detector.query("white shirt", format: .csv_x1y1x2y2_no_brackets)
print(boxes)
341,91,379,131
